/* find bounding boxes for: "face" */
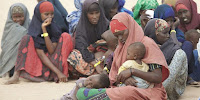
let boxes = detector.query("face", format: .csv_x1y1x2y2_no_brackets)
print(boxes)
12,13,25,26
155,27,170,44
113,29,129,44
41,11,54,21
165,17,174,28
127,47,137,60
84,75,101,88
109,3,118,19
177,9,191,24
87,10,100,25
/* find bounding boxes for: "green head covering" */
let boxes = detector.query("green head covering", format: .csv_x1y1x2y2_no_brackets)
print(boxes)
133,0,158,26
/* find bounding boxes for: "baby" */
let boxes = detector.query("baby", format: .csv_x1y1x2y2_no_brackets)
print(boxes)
118,42,152,88
60,74,110,100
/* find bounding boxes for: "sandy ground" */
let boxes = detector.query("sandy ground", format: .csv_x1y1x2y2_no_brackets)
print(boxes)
0,0,200,100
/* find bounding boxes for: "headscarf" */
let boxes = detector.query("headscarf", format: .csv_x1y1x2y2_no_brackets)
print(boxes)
133,0,159,26
0,3,30,76
75,0,109,63
99,0,118,20
154,4,185,43
47,0,69,32
109,12,169,85
144,19,180,65
118,0,133,17
28,1,62,52
176,0,200,32
164,0,178,8
66,0,85,34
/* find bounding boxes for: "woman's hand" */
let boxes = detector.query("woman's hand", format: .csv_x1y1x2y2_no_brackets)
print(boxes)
140,13,150,28
116,69,132,84
124,77,138,87
95,65,103,74
57,73,68,82
172,17,180,30
42,18,52,29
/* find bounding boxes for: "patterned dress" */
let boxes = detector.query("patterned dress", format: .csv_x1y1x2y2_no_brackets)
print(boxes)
163,49,188,100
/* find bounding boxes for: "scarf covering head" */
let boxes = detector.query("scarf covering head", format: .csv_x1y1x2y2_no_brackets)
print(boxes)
109,12,169,85
12,6,24,14
39,1,54,13
118,0,134,17
0,3,30,76
66,0,85,34
133,0,158,26
176,4,189,12
154,4,185,43
176,0,200,32
164,0,178,8
99,0,118,20
75,0,109,63
110,19,127,33
28,1,61,52
144,19,180,65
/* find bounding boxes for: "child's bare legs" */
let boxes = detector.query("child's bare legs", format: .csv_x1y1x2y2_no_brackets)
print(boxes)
4,70,20,85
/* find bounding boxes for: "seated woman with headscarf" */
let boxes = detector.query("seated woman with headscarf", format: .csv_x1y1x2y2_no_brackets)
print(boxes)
144,19,188,100
176,0,200,33
0,3,30,77
67,0,109,77
5,1,73,84
74,12,169,100
133,0,158,29
154,4,197,85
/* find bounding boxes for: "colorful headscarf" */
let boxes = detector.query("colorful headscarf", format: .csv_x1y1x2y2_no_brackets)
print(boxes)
118,0,133,17
0,3,30,76
39,1,54,13
109,12,169,85
75,0,109,62
28,1,61,52
176,0,200,32
154,4,185,43
155,19,170,33
144,19,180,65
12,6,24,14
110,19,127,33
66,0,85,34
133,0,159,26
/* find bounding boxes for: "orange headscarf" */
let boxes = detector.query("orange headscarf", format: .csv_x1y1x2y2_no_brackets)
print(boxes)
109,12,169,85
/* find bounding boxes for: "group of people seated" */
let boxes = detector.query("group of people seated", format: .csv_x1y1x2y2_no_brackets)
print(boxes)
0,0,200,99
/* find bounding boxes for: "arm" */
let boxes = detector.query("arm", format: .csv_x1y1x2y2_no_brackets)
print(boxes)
36,49,67,82
116,65,162,84
170,17,182,46
42,18,57,54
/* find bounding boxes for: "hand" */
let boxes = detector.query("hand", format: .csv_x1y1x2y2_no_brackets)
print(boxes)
140,13,150,28
95,65,103,74
57,73,67,82
124,77,138,87
42,18,52,28
172,17,180,30
116,69,132,84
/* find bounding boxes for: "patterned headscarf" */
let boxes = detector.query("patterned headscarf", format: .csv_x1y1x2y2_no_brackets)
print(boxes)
155,19,170,33
12,6,24,14
133,0,159,26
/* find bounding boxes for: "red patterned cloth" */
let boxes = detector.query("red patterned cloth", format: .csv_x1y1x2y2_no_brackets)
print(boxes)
15,33,73,82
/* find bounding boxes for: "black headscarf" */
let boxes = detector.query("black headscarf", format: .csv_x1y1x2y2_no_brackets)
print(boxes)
75,0,109,63
28,1,62,52
99,0,118,20
144,19,180,65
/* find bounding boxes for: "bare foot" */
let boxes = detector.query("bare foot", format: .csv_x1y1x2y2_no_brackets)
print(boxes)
4,76,19,85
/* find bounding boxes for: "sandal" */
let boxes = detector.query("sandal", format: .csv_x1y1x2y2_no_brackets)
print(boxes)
187,77,199,85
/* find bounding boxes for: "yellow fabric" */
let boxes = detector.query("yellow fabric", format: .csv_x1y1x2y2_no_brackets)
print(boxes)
170,30,176,34
41,33,48,37
118,60,149,74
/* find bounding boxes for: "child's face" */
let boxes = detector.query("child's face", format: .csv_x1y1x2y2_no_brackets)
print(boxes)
84,74,101,88
126,47,137,60
41,11,54,21
12,13,25,26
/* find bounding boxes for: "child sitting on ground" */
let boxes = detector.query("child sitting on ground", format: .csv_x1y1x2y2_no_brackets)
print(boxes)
117,42,153,88
60,73,110,100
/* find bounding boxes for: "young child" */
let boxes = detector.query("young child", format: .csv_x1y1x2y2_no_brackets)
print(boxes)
117,42,152,88
60,74,110,100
